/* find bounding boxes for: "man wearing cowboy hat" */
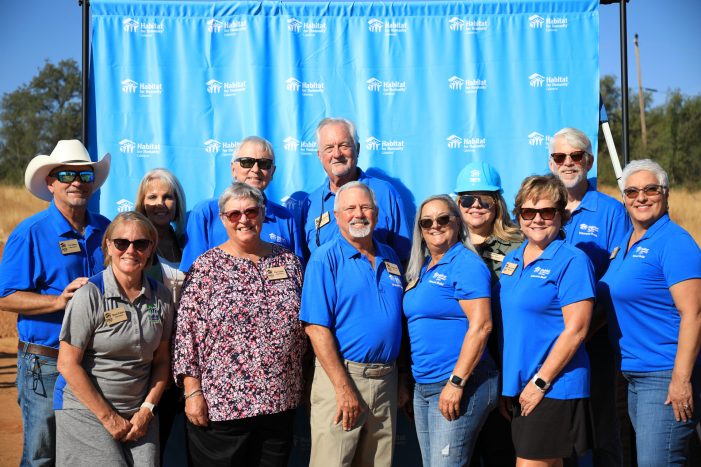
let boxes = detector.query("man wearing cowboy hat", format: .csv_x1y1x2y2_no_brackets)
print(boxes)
0,139,111,466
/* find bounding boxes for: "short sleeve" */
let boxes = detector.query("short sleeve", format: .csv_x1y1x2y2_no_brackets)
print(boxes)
557,252,595,307
299,256,337,327
60,283,102,349
660,233,701,287
454,251,491,300
0,232,37,296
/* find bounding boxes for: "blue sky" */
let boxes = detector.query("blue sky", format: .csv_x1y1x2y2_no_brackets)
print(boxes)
1,0,699,108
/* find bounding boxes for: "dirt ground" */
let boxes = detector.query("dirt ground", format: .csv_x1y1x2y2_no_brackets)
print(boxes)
0,334,22,467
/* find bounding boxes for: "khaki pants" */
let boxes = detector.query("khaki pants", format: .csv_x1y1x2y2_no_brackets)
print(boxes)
309,359,397,467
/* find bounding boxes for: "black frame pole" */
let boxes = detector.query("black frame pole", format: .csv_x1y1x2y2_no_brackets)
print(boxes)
81,0,90,146
619,0,629,165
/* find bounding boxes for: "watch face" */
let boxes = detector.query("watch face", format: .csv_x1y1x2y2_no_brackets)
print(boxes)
450,375,463,386
534,377,547,389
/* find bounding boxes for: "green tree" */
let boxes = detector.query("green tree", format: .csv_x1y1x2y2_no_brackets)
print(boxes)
0,59,82,184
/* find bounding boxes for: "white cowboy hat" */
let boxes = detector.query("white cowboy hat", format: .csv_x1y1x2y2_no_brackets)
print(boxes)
24,140,111,201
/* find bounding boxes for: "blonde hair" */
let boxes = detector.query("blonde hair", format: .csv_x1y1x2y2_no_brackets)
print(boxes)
134,168,187,237
102,211,158,266
513,175,570,225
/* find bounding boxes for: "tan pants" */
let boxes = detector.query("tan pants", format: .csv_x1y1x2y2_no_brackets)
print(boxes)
309,359,397,467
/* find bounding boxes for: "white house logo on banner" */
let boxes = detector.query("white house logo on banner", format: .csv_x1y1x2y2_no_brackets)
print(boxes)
283,137,300,151
287,18,326,36
122,17,164,36
116,199,135,213
118,139,136,153
448,17,488,33
206,79,246,96
118,139,160,158
528,132,545,146
365,136,405,155
121,78,162,97
448,76,487,93
283,136,317,154
367,18,408,36
529,73,546,87
529,15,546,28
203,139,239,156
447,135,487,152
366,77,406,96
529,15,568,31
285,77,324,96
529,72,568,91
206,18,247,35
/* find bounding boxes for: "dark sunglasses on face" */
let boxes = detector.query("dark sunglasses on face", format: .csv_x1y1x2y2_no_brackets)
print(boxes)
111,238,152,252
459,194,494,210
50,170,95,184
519,207,558,221
234,157,274,170
419,215,454,230
622,184,665,199
221,207,260,223
550,150,588,165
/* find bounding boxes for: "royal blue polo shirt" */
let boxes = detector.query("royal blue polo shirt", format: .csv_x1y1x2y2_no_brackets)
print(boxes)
0,202,109,348
403,242,492,383
300,235,404,363
299,169,412,262
180,196,302,272
598,214,701,372
497,238,595,399
563,185,629,280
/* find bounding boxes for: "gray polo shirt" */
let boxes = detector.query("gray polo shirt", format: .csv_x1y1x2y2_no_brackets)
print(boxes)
58,266,174,413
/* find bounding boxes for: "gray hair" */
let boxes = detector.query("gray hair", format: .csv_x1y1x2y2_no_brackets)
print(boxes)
549,127,593,155
134,168,187,237
218,182,266,214
333,181,378,212
316,117,359,149
621,159,669,188
231,136,275,165
406,195,476,283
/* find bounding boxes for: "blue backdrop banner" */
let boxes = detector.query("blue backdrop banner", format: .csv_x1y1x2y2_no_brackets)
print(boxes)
90,0,599,218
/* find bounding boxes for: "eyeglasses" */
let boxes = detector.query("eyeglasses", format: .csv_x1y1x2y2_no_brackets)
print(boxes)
49,170,95,184
550,150,588,165
221,207,260,223
419,215,454,230
234,157,274,170
622,184,666,199
459,194,494,210
111,238,152,252
519,207,558,221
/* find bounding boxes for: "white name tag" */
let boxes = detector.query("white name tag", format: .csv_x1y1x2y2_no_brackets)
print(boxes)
59,239,81,255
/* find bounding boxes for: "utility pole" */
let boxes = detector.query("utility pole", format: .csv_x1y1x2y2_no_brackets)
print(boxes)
634,33,648,147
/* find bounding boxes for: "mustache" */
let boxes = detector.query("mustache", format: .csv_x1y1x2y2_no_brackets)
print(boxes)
349,218,370,226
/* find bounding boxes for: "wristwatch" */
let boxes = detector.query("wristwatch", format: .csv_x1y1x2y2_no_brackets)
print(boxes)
449,373,467,388
531,373,551,393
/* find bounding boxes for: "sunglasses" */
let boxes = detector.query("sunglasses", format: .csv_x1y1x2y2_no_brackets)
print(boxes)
519,207,558,221
622,184,665,199
221,207,260,223
419,215,454,230
459,194,494,210
234,157,274,170
550,150,588,165
50,170,95,184
111,238,152,252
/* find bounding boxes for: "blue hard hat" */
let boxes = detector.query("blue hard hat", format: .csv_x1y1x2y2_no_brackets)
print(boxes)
453,161,503,194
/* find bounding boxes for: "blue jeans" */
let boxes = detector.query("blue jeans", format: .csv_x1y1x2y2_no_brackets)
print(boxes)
16,351,59,467
413,357,499,467
623,368,701,467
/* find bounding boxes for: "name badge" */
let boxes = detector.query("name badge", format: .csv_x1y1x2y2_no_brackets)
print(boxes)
405,278,418,292
104,307,128,326
385,261,401,276
502,262,518,276
59,239,81,255
314,211,330,229
266,266,289,281
609,246,620,260
482,251,505,262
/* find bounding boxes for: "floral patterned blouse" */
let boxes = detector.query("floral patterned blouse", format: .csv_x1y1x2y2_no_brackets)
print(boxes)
173,244,307,421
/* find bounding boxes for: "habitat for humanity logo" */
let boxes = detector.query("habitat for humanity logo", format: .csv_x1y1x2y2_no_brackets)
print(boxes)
206,79,246,96
365,136,405,155
528,14,568,31
118,138,160,158
578,223,600,237
448,17,488,33
285,77,324,96
283,136,317,154
529,72,568,91
527,131,553,146
448,76,487,93
121,78,163,97
206,18,247,35
116,199,135,213
366,77,407,96
122,17,164,36
367,18,408,36
531,266,551,279
203,139,240,156
632,246,649,259
446,135,487,152
287,18,326,36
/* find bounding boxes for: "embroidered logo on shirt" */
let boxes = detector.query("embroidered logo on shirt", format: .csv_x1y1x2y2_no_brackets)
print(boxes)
147,304,161,323
632,246,649,259
267,232,288,246
428,272,447,286
530,266,551,279
388,274,403,289
578,223,599,237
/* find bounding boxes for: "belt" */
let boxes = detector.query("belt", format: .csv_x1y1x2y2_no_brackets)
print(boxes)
344,360,395,378
18,341,59,359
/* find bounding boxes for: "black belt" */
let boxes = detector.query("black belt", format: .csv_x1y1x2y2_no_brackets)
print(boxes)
18,341,59,359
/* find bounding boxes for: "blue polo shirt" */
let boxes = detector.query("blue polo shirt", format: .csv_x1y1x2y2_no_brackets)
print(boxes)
180,196,302,272
598,214,701,372
403,242,492,383
497,238,594,399
300,235,404,363
299,169,412,262
0,202,109,348
563,185,629,280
